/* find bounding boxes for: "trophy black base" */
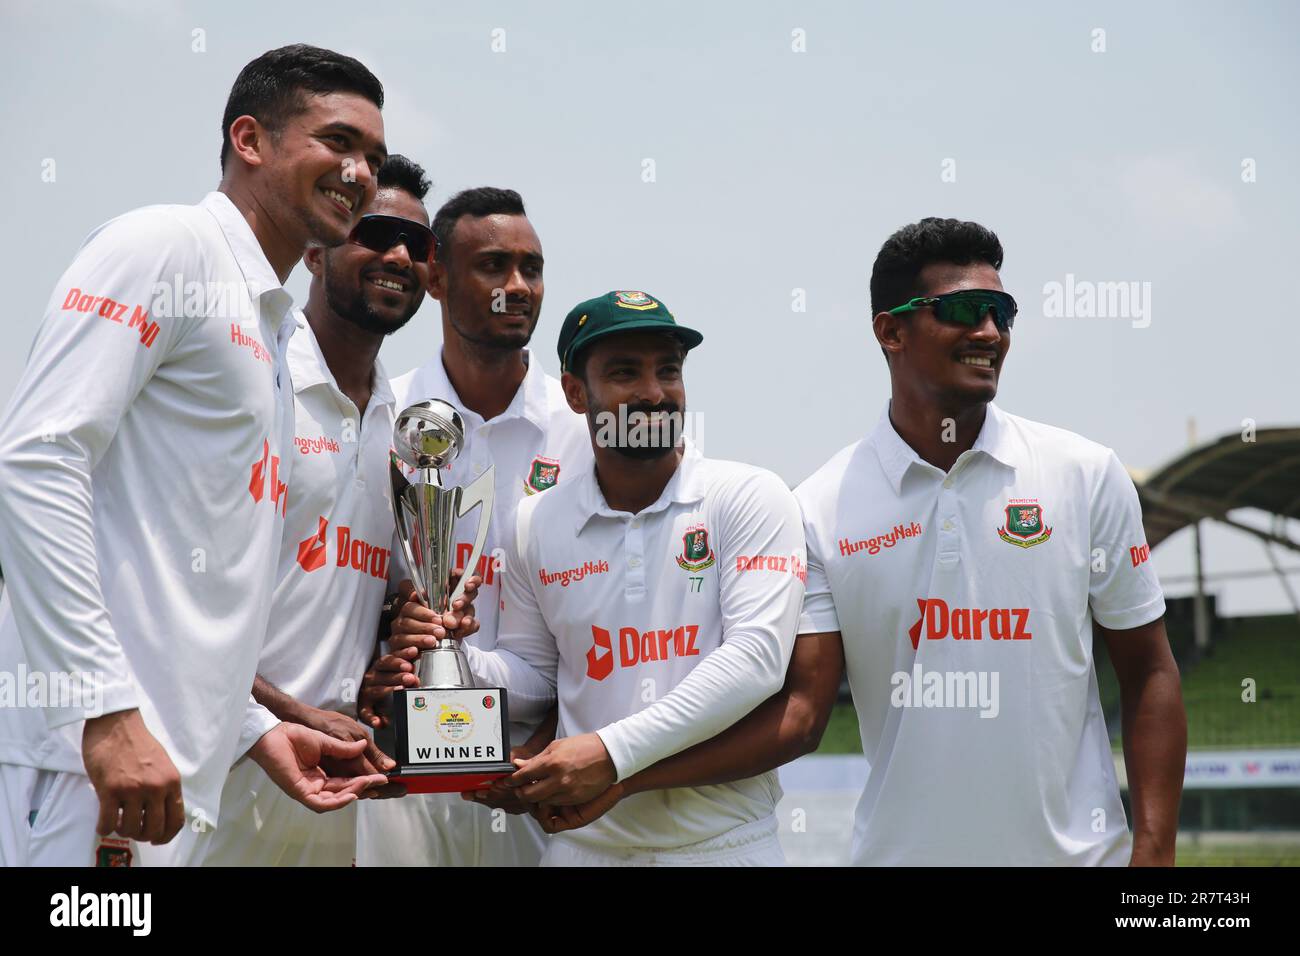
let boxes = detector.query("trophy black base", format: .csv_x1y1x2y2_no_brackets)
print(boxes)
389,685,514,795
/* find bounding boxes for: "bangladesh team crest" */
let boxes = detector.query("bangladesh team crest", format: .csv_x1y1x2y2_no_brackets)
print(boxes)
676,523,716,572
524,456,561,496
997,499,1053,549
96,837,133,868
614,291,658,311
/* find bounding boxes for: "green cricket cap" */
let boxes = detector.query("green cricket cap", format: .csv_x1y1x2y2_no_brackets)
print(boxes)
557,290,703,373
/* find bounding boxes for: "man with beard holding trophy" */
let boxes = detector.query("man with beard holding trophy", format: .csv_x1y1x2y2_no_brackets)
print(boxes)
388,291,834,866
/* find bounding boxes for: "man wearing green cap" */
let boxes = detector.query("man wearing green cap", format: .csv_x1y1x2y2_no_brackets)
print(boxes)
391,289,814,864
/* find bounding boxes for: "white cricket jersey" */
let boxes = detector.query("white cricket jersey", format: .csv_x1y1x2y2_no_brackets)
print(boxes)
356,349,586,868
466,442,807,851
796,401,1166,866
0,192,296,822
254,316,396,714
389,349,590,744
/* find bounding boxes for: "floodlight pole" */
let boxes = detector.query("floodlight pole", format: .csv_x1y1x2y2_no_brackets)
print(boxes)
1188,420,1211,653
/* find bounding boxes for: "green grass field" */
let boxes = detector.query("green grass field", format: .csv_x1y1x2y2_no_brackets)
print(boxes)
816,701,862,754
1175,838,1300,867
1179,616,1300,749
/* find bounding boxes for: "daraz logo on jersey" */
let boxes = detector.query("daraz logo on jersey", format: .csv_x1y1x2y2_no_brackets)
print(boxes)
456,542,498,587
295,516,391,580
61,287,160,349
585,623,701,681
906,598,1032,649
735,553,807,583
248,439,287,516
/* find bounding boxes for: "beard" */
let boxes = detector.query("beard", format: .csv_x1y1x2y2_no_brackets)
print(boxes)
587,400,685,460
322,261,419,336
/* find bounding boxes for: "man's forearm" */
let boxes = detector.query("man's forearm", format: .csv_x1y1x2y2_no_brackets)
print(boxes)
622,687,825,795
620,632,845,795
1120,663,1186,863
252,675,309,725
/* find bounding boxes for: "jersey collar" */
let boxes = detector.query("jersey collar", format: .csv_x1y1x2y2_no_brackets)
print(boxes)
200,191,294,328
574,438,706,535
871,401,1019,494
407,347,549,431
288,312,395,409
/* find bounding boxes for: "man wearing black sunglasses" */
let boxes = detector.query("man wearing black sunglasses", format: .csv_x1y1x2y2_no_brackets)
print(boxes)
198,154,462,866
790,217,1186,866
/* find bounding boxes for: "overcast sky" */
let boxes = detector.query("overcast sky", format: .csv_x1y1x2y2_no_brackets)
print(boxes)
2,0,1297,615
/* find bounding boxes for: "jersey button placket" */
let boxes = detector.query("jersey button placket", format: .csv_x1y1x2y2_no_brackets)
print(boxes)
937,476,961,565
625,516,646,597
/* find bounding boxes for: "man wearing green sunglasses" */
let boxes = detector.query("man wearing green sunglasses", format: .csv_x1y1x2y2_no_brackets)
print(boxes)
791,217,1186,866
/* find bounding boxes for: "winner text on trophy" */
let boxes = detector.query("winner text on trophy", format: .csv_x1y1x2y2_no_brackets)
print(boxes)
386,400,515,793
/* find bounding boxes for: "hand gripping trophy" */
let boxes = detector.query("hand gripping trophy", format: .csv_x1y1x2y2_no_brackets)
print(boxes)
385,400,514,792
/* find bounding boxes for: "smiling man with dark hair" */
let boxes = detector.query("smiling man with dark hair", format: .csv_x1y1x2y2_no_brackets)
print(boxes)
0,44,389,867
794,217,1187,866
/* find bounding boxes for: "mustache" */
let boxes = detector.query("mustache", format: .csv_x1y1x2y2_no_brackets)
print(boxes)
364,266,418,288
621,402,681,417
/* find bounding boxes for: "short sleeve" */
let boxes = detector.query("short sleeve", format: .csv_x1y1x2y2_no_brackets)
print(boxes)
796,490,841,635
1088,449,1166,630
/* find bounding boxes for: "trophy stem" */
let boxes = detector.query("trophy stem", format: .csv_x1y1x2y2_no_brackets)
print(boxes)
416,638,477,689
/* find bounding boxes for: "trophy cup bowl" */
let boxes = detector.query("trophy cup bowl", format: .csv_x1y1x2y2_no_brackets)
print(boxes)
393,400,465,472
387,400,514,793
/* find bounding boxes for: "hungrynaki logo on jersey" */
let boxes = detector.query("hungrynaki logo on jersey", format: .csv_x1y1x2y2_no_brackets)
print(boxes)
676,524,716,572
997,498,1052,549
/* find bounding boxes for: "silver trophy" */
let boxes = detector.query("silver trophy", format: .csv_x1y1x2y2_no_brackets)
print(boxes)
390,400,495,689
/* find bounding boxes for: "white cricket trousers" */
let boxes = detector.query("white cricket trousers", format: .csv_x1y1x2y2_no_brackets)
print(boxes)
541,814,785,867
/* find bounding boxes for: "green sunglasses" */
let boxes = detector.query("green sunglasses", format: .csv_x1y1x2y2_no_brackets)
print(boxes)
887,289,1018,332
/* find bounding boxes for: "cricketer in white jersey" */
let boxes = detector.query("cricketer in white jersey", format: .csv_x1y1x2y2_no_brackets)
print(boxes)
438,290,807,866
200,318,397,866
356,187,590,868
202,160,442,866
798,402,1168,864
795,216,1185,866
0,195,300,866
356,348,589,865
0,48,395,865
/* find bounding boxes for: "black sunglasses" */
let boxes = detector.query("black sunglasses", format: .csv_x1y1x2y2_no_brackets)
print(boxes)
347,214,436,264
888,289,1018,332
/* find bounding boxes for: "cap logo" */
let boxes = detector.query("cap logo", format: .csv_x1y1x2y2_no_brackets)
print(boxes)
577,314,588,327
614,291,658,311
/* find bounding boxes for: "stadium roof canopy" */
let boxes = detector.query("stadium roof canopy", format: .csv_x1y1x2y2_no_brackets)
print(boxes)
1137,427,1300,551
